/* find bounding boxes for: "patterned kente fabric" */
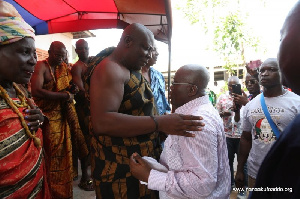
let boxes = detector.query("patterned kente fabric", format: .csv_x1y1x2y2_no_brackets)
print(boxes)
33,61,88,198
84,47,161,199
74,56,95,149
0,97,50,199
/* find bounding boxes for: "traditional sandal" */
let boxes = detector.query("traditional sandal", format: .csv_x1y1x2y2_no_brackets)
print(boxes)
78,179,94,191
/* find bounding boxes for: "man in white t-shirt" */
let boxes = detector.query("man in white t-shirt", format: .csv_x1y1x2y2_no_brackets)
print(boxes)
235,58,300,189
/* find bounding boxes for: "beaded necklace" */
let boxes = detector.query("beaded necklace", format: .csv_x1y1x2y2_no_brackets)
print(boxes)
45,59,56,83
0,83,41,148
79,60,88,68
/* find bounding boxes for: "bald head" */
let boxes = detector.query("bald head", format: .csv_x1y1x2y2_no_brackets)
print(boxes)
75,39,89,61
278,1,300,94
49,41,66,51
170,64,210,109
114,23,154,70
119,23,154,46
76,39,88,48
177,64,210,92
48,41,66,66
261,58,278,68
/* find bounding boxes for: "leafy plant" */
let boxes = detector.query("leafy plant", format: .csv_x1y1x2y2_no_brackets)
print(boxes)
177,0,266,75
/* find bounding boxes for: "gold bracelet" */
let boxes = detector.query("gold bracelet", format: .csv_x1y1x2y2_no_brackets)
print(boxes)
150,115,158,132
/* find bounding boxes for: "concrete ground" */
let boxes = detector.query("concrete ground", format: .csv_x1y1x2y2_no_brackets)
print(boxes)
73,163,96,199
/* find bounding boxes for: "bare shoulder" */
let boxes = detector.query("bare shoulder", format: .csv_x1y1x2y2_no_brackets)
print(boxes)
34,60,47,73
71,61,84,74
93,56,130,83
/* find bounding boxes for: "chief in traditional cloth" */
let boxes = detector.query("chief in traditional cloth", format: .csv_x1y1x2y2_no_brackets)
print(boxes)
0,1,50,198
84,47,162,198
31,41,89,198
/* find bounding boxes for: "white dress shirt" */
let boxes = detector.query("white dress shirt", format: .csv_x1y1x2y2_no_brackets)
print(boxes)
148,95,231,199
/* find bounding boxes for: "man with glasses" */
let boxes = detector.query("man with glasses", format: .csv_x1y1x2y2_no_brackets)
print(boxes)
245,74,260,101
31,41,88,198
232,73,261,109
85,24,204,199
130,64,230,199
235,58,300,190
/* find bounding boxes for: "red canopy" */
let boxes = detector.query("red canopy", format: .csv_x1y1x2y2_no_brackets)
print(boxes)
6,0,173,98
6,0,172,43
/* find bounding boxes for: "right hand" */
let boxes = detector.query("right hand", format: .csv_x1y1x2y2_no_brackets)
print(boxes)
157,113,205,137
129,153,151,183
235,170,245,188
233,91,249,106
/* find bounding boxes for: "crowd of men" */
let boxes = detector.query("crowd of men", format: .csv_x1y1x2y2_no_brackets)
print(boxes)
1,0,300,199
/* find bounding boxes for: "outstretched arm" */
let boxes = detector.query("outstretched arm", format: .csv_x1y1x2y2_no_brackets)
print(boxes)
90,59,204,137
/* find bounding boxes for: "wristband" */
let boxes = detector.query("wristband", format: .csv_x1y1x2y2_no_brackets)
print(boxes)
150,115,158,132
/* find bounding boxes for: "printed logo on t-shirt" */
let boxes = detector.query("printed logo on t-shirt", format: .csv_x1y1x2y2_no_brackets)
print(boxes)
254,118,276,144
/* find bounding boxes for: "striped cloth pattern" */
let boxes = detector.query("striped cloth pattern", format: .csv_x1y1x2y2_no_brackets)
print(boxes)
0,98,50,199
0,16,35,45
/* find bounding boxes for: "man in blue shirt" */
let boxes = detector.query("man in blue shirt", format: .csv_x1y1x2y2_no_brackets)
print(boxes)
141,43,171,115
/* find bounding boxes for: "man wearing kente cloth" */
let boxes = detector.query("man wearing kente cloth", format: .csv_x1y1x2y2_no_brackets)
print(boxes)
0,1,50,198
31,41,89,198
85,23,204,198
71,39,94,191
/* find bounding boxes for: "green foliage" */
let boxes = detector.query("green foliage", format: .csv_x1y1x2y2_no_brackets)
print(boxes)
178,0,266,74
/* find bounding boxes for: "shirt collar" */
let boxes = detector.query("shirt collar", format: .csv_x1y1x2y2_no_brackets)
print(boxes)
176,95,210,114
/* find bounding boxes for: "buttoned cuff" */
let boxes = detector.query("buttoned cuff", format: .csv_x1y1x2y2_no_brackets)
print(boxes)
148,169,167,192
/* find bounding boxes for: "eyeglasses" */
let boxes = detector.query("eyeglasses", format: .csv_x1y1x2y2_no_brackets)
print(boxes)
171,81,198,90
245,80,258,85
171,81,194,86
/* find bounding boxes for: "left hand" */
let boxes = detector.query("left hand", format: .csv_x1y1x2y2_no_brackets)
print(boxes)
24,98,44,132
129,153,152,183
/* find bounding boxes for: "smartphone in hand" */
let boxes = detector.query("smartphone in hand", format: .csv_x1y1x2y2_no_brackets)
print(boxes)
232,84,242,95
232,84,242,112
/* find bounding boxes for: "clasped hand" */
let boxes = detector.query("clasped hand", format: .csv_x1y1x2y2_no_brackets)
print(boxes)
24,98,45,132
129,153,152,183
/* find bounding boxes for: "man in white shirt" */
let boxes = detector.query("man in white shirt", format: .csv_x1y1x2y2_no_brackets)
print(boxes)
130,64,231,199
